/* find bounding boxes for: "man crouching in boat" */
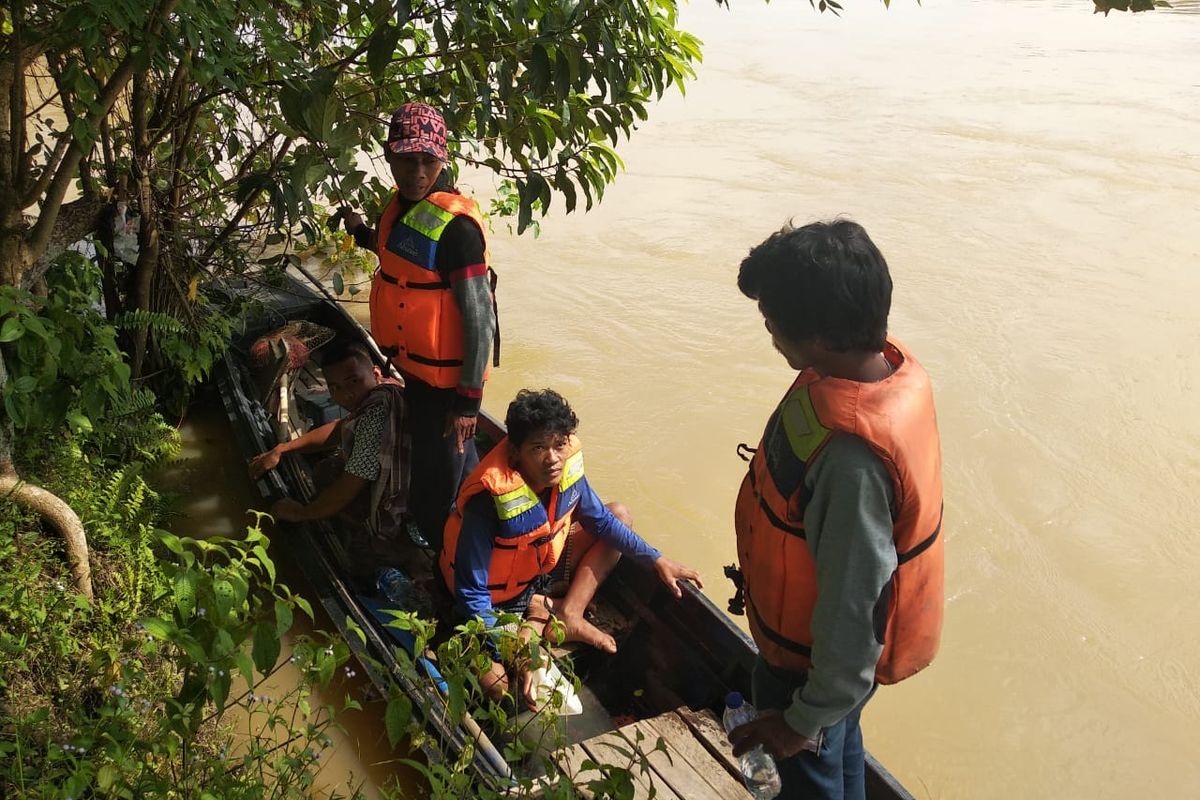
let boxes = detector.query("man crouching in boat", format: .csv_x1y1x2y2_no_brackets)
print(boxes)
249,340,409,588
438,388,701,709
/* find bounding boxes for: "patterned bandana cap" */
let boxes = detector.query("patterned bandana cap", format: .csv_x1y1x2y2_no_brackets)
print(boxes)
386,103,449,161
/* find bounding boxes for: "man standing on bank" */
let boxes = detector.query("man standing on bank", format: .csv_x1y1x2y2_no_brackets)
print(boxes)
339,102,497,550
727,220,944,799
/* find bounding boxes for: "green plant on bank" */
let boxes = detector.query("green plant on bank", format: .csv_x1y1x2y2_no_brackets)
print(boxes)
0,253,234,434
279,205,378,301
1,496,363,799
372,611,665,799
488,181,541,239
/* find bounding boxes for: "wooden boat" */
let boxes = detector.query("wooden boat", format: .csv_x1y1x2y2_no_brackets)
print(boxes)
213,271,915,799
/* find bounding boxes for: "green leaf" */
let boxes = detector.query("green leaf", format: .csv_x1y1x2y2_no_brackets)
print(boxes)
141,618,175,640
209,665,231,709
173,571,197,618
447,676,465,723
252,621,280,674
212,578,235,620
367,24,401,80
317,648,335,684
0,317,24,342
530,45,552,96
294,596,314,621
385,694,412,747
97,764,119,792
516,178,533,235
273,599,293,638
65,411,93,434
251,545,275,585
214,628,236,660
235,650,255,687
11,376,37,394
157,530,186,555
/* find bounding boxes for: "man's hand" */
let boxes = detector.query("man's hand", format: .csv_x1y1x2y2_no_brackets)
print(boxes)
270,498,307,522
249,447,282,479
653,556,703,598
444,413,477,455
728,709,816,760
341,210,364,234
519,666,539,713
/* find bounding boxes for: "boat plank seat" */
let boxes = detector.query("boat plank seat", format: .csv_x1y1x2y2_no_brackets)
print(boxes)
556,708,752,799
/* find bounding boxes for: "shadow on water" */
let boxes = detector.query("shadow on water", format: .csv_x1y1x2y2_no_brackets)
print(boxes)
156,390,425,799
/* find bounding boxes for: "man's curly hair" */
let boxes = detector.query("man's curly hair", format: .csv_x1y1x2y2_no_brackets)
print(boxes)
505,389,579,446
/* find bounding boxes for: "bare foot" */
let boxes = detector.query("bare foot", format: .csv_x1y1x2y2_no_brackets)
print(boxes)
554,608,616,653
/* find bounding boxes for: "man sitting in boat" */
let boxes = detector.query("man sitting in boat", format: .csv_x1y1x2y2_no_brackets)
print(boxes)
438,388,702,709
335,102,497,552
249,340,409,588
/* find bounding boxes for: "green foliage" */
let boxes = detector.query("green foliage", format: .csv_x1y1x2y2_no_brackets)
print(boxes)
153,302,237,388
489,181,542,239
0,253,137,434
1,482,361,799
375,612,661,799
16,0,708,301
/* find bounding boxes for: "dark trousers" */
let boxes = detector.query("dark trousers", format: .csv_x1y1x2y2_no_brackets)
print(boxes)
752,657,874,800
403,377,478,551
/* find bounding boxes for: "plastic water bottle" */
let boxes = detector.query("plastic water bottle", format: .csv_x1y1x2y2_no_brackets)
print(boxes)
376,567,434,616
723,692,783,800
376,567,414,606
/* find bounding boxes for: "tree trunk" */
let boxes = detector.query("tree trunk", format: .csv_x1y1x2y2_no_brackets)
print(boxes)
129,71,161,381
0,473,93,601
0,351,92,601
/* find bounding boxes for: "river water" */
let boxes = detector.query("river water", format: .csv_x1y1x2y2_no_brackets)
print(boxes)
375,0,1195,797
174,0,1200,797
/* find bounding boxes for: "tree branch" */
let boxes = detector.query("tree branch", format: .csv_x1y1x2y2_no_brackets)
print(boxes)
21,130,71,209
199,137,292,263
22,0,182,282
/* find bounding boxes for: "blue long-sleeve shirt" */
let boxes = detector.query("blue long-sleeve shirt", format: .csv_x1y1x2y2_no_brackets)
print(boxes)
452,476,661,627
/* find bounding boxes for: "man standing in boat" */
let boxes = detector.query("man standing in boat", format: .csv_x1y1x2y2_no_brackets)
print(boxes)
249,340,409,588
439,388,702,709
338,102,497,551
726,220,944,798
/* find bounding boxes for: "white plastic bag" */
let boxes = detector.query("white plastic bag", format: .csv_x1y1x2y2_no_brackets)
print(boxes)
514,660,584,752
525,660,583,716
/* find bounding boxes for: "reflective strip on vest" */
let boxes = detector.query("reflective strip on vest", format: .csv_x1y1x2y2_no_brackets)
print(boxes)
781,385,830,462
440,435,583,604
494,484,541,521
371,191,489,388
404,204,457,239
735,338,945,684
559,451,585,492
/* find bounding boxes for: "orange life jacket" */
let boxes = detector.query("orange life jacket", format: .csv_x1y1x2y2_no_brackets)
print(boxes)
440,435,586,604
369,191,491,389
734,338,944,685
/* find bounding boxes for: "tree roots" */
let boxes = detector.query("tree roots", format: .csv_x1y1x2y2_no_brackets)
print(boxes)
0,474,93,601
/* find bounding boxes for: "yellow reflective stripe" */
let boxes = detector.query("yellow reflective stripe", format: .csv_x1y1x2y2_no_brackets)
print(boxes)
781,385,831,462
494,484,540,521
403,201,456,239
559,451,585,491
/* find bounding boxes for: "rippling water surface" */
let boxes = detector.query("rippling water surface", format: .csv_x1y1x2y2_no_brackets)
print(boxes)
431,1,1200,796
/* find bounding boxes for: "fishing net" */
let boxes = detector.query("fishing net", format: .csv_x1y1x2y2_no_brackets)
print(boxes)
249,321,338,409
249,321,336,372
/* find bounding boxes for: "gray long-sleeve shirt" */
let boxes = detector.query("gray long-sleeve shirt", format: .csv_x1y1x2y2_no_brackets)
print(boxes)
782,432,897,740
